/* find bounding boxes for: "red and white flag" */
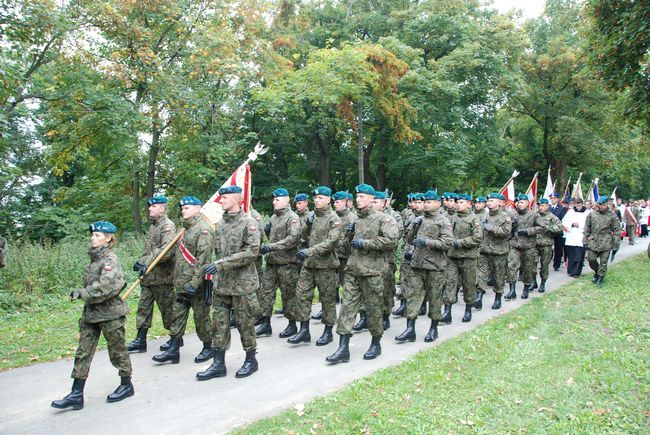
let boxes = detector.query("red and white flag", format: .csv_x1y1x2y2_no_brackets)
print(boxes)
542,167,554,200
499,170,519,209
201,163,252,225
526,172,539,208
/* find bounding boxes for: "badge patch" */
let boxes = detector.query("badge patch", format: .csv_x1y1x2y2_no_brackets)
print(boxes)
291,219,298,224
164,226,172,233
250,226,257,231
103,265,113,271
202,229,209,234
332,222,340,227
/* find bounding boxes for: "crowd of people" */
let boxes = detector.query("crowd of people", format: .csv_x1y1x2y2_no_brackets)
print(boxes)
50,185,648,411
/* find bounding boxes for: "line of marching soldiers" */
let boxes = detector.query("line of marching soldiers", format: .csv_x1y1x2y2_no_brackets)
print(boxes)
51,184,620,410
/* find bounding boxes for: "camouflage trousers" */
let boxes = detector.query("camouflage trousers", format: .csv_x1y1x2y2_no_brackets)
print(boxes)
481,253,508,294
212,293,259,352
626,225,637,244
446,257,478,305
336,273,384,337
338,257,348,289
135,284,174,330
397,260,413,301
72,317,132,380
536,245,553,280
477,255,489,290
507,247,536,285
442,264,459,305
586,249,611,278
405,268,444,320
295,267,338,326
383,262,397,316
257,262,300,320
169,291,212,343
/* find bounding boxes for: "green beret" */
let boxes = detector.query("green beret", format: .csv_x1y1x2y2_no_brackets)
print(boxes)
218,186,242,195
423,190,440,201
413,192,423,200
346,193,354,200
332,191,348,201
89,221,117,234
515,193,529,202
179,196,203,207
374,191,387,200
457,193,472,201
294,193,309,202
272,188,289,198
147,196,167,206
355,184,376,195
538,198,549,205
312,186,332,197
475,196,486,203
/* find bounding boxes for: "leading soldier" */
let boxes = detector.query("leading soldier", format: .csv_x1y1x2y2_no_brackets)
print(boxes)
584,196,619,287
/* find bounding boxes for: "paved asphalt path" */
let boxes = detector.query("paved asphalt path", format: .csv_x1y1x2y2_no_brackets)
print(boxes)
0,242,646,434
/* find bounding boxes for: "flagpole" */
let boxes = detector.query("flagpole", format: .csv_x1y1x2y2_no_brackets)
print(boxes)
498,170,519,194
526,172,539,194
562,177,572,200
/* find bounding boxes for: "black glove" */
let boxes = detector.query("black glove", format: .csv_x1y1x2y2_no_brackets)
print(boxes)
414,216,423,227
70,289,82,300
203,262,217,275
306,211,315,227
185,284,197,296
452,240,460,249
260,244,272,255
404,251,413,261
296,249,309,261
351,239,364,250
133,261,147,277
346,222,355,233
413,238,427,248
517,229,528,236
264,222,271,236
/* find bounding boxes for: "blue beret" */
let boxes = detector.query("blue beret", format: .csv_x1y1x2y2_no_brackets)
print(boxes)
597,196,609,204
218,186,242,195
312,186,332,197
147,196,168,206
355,184,376,195
374,191,387,200
294,193,309,202
550,192,561,198
346,193,354,200
475,196,486,203
412,192,423,200
515,193,529,201
538,198,549,205
89,221,117,234
422,190,440,201
272,188,289,198
457,193,472,201
332,191,348,201
179,196,203,207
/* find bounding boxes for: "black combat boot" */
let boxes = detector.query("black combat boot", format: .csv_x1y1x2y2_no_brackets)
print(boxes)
392,299,406,317
160,336,183,351
107,377,134,403
311,308,324,320
610,250,617,263
287,321,310,344
255,316,272,337
325,335,350,364
51,378,85,410
505,282,517,300
127,328,148,353
531,277,538,290
352,311,368,332
194,342,214,363
462,304,472,322
279,320,298,338
539,279,546,293
235,349,258,378
592,274,600,283
491,293,502,310
395,318,416,342
152,336,180,364
419,301,427,316
196,350,226,380
521,283,530,299
316,325,334,346
424,320,439,343
363,336,382,360
382,314,390,330
230,312,236,328
595,275,604,288
474,290,484,310
440,304,452,324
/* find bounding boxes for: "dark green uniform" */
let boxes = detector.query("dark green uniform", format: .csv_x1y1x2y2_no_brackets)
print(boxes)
479,208,512,294
398,209,419,302
507,208,543,286
250,208,265,281
72,246,131,380
584,208,618,279
447,209,483,304
296,208,311,249
335,208,355,288
442,208,458,305
535,210,563,280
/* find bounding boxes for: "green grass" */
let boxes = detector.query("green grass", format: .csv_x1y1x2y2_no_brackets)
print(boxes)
235,255,650,434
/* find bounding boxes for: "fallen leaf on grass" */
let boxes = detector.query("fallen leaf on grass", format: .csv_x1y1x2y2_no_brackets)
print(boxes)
514,399,522,405
537,407,549,413
460,419,475,426
528,336,539,340
593,409,609,416
29,355,39,362
370,410,379,417
508,323,516,330
566,414,576,420
295,403,305,417
566,378,575,385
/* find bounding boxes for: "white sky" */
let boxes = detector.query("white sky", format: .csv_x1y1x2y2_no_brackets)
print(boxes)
487,0,546,19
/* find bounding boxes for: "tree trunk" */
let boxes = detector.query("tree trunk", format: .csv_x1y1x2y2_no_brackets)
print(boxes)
146,126,161,200
132,163,143,236
315,132,330,186
375,130,389,190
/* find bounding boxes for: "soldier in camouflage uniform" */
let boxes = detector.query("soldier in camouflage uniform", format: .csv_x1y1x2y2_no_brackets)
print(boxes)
127,196,176,353
446,194,483,323
506,194,544,300
327,184,398,364
289,186,342,347
584,196,619,287
440,192,459,323
333,190,355,301
607,197,622,262
393,193,418,316
395,190,453,343
534,198,563,293
255,188,301,338
478,193,512,310
250,206,265,282
153,196,215,365
373,191,401,329
294,193,311,249
52,221,133,410
197,185,261,380
473,196,489,309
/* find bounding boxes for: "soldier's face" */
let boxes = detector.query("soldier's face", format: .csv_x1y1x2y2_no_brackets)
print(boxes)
444,199,455,209
333,199,347,212
314,195,330,209
372,199,385,211
181,204,202,219
551,197,560,205
295,200,308,212
273,196,290,210
487,198,499,210
409,201,416,209
516,200,529,211
148,204,166,219
346,199,354,208
475,202,486,211
356,193,374,209
599,203,608,212
423,200,440,212
538,203,549,213
219,194,241,212
414,200,424,211
456,199,470,212
90,231,112,248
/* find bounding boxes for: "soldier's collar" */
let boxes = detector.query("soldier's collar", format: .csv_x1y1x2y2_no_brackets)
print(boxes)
314,206,331,216
88,245,109,259
274,206,290,216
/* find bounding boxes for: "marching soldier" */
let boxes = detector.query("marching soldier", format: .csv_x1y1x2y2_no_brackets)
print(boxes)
333,190,355,304
441,192,458,322
127,196,176,353
198,186,261,379
506,194,543,300
395,190,452,343
294,193,310,249
250,205,265,281
446,193,483,323
534,198,563,292
393,193,418,316
584,196,619,287
327,184,398,363
152,196,214,365
394,193,424,317
51,221,133,410
290,186,342,346
607,197,622,262
255,188,301,338
373,191,401,329
473,196,489,309
478,193,512,310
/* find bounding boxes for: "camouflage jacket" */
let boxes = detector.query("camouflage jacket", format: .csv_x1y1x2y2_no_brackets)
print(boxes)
79,245,128,323
174,215,214,293
480,208,512,255
214,210,260,296
535,211,563,247
401,207,414,228
509,208,543,249
335,208,355,260
402,210,422,253
407,209,453,271
297,208,311,249
449,209,483,259
584,209,618,251
139,214,176,286
303,207,341,269
346,207,398,276
385,206,404,239
266,206,301,265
